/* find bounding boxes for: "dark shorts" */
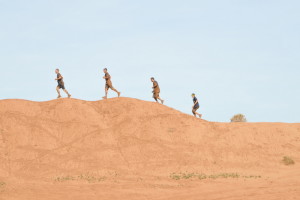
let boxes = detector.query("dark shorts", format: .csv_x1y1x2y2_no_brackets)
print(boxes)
57,83,65,90
105,83,115,90
192,106,199,114
153,92,159,99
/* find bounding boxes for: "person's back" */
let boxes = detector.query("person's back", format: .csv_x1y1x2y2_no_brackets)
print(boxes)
153,80,160,93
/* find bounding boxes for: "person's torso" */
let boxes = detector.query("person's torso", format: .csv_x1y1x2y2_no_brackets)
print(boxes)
193,97,199,107
153,81,160,90
105,73,111,83
57,73,63,83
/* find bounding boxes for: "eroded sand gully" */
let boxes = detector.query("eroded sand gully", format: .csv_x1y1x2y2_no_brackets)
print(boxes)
0,98,299,200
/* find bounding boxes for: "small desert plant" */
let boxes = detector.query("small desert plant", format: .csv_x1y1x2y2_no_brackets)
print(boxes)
55,173,106,183
170,173,181,180
182,172,196,179
55,175,75,182
170,172,260,180
231,114,247,122
0,181,5,191
282,156,295,165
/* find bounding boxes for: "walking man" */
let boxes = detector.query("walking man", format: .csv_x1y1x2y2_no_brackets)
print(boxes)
102,68,121,99
191,93,202,118
151,77,164,104
55,69,71,98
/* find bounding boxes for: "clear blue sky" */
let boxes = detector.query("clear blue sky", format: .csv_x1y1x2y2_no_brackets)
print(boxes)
0,0,299,122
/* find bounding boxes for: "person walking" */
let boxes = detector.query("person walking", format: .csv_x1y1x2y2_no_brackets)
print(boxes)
151,77,164,104
191,93,202,118
102,68,121,99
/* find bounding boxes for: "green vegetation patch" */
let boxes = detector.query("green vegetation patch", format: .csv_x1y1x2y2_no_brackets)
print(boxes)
170,172,261,180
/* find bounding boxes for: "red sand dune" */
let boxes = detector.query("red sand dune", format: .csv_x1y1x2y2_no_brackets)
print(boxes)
0,97,299,200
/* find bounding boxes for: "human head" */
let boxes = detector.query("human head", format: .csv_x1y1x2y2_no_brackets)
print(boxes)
55,69,59,74
103,68,107,73
150,77,155,82
191,93,195,97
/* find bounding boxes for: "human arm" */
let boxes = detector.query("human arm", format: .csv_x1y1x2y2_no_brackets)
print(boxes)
194,100,198,106
103,73,110,80
192,98,199,108
152,81,158,89
55,74,63,80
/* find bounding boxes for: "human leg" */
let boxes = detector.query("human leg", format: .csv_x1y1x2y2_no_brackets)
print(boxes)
157,97,164,104
63,89,71,98
111,87,121,97
56,86,61,98
103,86,109,99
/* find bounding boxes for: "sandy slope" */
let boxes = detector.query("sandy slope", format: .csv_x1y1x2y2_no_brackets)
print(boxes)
0,97,299,200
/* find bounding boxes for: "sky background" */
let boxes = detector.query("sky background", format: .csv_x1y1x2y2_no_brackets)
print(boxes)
0,0,299,122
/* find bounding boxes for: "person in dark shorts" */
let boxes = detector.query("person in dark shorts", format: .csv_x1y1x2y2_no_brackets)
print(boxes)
102,68,121,99
191,93,202,118
55,69,71,98
151,77,164,104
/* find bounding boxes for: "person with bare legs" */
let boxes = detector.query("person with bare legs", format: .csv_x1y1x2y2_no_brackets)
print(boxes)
55,69,71,98
191,93,202,118
151,77,164,104
102,68,120,99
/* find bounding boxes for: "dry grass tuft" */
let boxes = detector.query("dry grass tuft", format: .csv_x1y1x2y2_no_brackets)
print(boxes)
282,156,295,165
170,172,261,180
231,114,247,122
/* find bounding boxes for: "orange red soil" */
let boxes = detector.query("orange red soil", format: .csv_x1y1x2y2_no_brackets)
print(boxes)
0,97,299,200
